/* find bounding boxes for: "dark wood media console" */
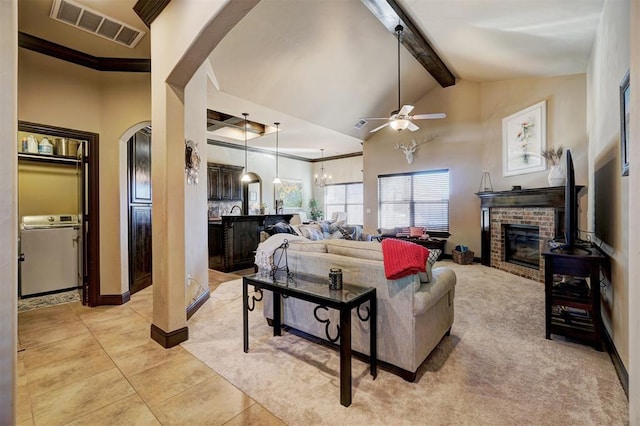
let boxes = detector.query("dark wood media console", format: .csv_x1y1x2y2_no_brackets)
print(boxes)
542,243,607,350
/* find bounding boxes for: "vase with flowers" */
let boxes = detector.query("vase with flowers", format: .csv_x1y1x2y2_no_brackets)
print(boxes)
541,146,564,186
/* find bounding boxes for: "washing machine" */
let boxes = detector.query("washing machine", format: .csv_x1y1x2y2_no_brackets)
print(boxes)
19,214,80,298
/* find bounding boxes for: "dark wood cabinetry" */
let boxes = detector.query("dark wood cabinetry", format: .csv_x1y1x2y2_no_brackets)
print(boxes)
542,244,606,350
208,223,224,270
207,163,243,201
209,215,293,272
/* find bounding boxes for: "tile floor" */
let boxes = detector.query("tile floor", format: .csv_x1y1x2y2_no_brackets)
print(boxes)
17,269,285,425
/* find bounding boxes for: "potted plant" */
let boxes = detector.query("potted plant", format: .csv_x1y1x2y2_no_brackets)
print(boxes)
541,146,565,186
308,199,323,221
259,203,268,215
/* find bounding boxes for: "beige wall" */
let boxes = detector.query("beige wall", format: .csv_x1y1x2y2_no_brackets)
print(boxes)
18,49,151,297
628,0,639,421
0,0,18,422
364,80,484,252
184,64,209,309
364,75,588,255
18,163,78,219
586,0,630,369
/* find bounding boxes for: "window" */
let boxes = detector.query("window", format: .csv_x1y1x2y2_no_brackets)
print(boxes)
324,182,363,225
378,170,450,235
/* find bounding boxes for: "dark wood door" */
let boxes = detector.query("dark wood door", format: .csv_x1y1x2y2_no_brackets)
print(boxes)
128,129,152,294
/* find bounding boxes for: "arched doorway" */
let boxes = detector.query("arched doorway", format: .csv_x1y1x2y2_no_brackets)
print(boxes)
242,172,262,214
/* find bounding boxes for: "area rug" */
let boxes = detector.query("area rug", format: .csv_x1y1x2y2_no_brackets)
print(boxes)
18,289,80,312
181,261,628,425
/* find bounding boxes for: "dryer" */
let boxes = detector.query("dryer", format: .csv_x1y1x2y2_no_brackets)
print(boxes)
19,214,80,298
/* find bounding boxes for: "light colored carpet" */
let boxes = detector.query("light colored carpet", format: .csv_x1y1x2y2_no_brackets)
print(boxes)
182,261,628,425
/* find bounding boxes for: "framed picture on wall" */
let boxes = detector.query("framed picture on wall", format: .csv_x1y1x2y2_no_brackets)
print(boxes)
620,70,630,177
502,100,547,177
274,178,303,209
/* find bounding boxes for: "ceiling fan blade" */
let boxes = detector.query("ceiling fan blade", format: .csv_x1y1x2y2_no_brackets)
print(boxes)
398,104,414,116
412,113,447,120
370,122,390,133
361,117,392,120
407,122,420,132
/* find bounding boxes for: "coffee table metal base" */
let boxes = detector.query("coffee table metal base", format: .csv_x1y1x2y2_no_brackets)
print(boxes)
243,273,377,407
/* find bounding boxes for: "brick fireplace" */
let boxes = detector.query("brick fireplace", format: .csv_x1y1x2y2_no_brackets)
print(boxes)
476,187,578,282
489,207,555,281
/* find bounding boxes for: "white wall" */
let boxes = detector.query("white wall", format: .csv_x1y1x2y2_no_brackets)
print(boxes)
586,0,630,370
0,0,17,422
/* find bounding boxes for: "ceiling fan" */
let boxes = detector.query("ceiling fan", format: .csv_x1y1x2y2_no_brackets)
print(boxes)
364,25,446,133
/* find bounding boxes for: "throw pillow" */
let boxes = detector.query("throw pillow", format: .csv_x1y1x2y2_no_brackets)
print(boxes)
419,248,442,283
264,221,297,236
299,225,324,241
410,226,425,238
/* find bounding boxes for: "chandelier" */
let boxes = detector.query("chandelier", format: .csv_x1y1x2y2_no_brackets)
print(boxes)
314,149,331,187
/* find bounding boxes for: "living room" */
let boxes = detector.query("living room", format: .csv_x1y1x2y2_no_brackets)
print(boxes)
1,0,639,423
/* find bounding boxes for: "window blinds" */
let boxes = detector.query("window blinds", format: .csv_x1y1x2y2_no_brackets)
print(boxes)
378,170,450,232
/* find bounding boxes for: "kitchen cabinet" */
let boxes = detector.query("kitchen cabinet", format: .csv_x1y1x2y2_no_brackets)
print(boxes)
208,222,224,270
207,163,243,201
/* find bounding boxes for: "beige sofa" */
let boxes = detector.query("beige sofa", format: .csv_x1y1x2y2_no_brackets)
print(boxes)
259,238,456,381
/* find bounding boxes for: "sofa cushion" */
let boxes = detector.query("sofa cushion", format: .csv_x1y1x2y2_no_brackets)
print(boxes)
419,249,442,283
414,267,456,316
325,239,383,261
287,240,328,253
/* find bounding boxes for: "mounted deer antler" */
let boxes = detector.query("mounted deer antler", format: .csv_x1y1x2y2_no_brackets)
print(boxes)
395,140,418,164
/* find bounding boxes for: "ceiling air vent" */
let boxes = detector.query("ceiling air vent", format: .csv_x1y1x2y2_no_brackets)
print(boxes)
354,119,368,129
50,0,145,48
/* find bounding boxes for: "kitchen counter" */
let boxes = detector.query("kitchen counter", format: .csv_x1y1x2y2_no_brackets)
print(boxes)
208,214,293,271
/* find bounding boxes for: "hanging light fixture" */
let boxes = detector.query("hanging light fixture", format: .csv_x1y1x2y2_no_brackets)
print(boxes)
241,112,251,182
314,149,331,187
390,25,409,132
272,122,281,184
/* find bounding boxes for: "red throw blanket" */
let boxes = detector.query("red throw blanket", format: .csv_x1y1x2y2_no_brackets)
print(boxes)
381,238,430,280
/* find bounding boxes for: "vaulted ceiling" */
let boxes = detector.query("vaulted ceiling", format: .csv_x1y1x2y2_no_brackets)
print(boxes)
18,0,604,159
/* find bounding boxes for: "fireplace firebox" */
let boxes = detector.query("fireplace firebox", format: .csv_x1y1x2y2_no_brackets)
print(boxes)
503,224,540,269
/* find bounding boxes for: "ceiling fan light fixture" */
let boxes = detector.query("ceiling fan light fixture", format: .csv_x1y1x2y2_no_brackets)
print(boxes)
390,119,410,131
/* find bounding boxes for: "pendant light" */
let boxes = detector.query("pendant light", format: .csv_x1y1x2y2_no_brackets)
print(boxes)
390,25,409,132
241,112,251,182
314,149,331,187
272,122,281,184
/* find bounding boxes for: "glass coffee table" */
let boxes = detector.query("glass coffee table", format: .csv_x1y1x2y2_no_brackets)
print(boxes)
243,271,377,407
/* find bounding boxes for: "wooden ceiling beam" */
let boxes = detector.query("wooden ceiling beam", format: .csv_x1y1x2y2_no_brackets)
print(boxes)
360,0,455,87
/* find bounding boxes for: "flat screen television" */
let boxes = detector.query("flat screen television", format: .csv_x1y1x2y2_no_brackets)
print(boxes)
553,149,589,254
564,149,578,247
